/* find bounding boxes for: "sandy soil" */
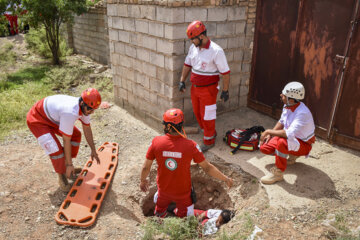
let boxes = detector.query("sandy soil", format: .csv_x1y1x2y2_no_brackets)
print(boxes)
0,34,359,240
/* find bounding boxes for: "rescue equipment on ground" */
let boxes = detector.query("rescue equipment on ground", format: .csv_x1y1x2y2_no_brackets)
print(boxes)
55,142,118,227
223,126,265,154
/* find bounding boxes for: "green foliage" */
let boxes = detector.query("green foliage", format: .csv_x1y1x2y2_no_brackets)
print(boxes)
0,0,22,15
22,0,87,27
0,0,7,14
0,66,49,91
0,43,16,68
86,0,102,7
25,25,72,59
22,0,87,64
0,15,9,37
334,213,351,235
43,65,91,92
0,65,53,138
142,216,201,240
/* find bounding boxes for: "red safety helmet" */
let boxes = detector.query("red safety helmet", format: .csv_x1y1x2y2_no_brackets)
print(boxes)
81,88,102,109
186,20,206,39
163,108,184,125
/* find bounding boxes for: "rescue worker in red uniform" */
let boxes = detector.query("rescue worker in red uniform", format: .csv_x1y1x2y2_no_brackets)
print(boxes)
4,13,18,35
26,88,102,191
179,20,231,152
259,82,316,184
140,108,233,218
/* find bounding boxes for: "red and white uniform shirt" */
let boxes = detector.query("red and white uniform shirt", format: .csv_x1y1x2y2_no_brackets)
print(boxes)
43,95,90,137
184,40,230,86
146,134,205,200
280,102,315,151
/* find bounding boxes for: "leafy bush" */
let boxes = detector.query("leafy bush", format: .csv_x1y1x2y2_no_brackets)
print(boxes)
23,0,87,65
142,216,201,240
43,65,91,92
86,0,102,7
0,15,9,37
25,25,72,59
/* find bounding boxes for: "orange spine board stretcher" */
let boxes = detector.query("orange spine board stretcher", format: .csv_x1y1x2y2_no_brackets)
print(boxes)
55,142,119,227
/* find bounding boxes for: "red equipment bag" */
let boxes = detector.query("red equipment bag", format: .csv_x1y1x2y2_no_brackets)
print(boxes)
223,126,265,154
224,129,259,151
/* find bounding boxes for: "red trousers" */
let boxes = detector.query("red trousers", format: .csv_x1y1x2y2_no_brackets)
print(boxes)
260,136,312,171
4,15,18,35
191,84,218,145
26,100,81,174
154,191,193,218
194,209,209,225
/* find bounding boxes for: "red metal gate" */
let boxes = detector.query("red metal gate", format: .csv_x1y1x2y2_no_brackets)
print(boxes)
249,0,360,150
331,5,360,149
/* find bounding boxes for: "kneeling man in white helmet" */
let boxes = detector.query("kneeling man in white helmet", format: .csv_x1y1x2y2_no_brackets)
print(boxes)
259,82,315,184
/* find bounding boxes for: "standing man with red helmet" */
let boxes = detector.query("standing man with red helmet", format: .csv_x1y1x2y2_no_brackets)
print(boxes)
259,82,316,184
179,20,231,152
140,108,233,218
26,88,102,191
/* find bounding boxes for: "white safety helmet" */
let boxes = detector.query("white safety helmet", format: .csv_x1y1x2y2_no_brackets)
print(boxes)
282,82,305,100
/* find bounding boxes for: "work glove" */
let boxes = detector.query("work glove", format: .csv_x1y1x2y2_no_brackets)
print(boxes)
220,90,229,102
179,81,186,92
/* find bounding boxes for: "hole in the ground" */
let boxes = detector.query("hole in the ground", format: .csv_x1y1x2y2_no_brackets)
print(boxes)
139,163,259,217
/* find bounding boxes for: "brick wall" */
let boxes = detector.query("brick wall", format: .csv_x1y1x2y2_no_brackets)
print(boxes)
107,0,256,129
68,6,109,65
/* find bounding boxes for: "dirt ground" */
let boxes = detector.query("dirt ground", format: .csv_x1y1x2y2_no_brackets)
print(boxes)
1,34,360,240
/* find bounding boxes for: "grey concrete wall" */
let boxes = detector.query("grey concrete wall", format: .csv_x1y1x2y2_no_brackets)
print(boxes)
69,6,109,65
107,0,256,129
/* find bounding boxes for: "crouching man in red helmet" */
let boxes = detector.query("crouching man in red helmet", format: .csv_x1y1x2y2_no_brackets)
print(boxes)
26,88,102,191
179,20,231,152
259,82,316,184
140,108,233,218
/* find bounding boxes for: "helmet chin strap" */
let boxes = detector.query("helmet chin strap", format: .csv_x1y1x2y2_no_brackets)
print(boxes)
285,96,298,107
171,125,187,139
164,123,187,138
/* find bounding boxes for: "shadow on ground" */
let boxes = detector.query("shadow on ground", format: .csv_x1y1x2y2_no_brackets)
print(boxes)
265,163,340,200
